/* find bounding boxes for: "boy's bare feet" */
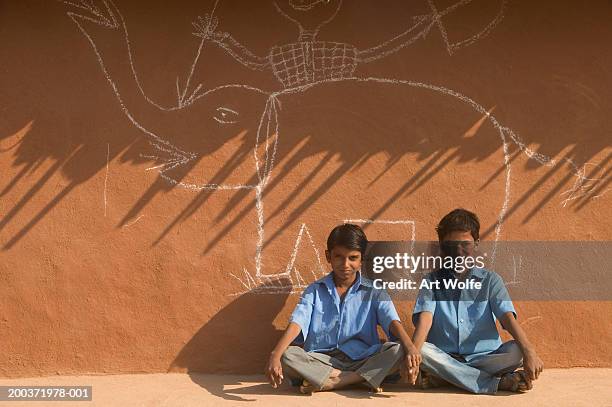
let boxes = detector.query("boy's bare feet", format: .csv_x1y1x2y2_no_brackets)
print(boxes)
498,370,533,392
415,370,448,389
328,368,342,378
299,370,366,393
299,380,315,394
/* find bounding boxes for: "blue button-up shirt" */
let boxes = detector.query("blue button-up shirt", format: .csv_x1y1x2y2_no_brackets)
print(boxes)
412,267,516,357
289,271,401,360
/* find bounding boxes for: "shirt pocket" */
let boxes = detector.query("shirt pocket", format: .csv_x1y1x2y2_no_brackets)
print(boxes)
466,301,490,327
312,301,339,343
466,301,497,338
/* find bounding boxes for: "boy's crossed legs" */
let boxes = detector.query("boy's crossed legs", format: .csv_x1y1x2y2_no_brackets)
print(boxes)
418,340,530,394
281,342,404,393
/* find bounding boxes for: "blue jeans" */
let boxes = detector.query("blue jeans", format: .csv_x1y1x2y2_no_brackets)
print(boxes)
420,340,523,394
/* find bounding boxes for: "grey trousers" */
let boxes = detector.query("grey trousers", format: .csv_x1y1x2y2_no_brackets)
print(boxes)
420,340,524,394
281,342,404,390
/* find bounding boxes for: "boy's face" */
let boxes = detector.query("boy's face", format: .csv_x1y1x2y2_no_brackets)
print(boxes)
440,230,477,257
325,245,362,282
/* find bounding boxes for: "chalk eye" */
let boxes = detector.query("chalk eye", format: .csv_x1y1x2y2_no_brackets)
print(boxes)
213,107,239,124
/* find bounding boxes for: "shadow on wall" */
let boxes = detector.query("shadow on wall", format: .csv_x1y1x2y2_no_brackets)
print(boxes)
170,281,411,402
167,283,292,401
168,285,291,374
0,0,610,253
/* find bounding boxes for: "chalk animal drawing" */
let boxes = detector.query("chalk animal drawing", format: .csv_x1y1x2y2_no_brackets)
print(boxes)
61,0,600,294
192,0,508,90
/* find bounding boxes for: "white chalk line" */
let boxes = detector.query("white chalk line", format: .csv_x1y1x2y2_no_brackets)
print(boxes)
520,315,543,327
178,0,220,107
213,107,239,124
273,0,342,42
593,188,611,199
559,161,607,207
288,0,330,12
121,214,144,228
104,142,110,217
506,254,522,286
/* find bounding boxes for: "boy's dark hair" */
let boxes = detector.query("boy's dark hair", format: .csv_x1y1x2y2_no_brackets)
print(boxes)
327,224,368,254
436,208,480,241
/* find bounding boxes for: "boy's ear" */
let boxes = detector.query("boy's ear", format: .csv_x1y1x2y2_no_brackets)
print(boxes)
325,249,331,263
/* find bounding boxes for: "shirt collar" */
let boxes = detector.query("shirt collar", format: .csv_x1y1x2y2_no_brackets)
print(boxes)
469,267,487,279
318,270,367,293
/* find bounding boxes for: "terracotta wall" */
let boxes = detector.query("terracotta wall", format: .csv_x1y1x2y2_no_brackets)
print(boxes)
0,0,610,378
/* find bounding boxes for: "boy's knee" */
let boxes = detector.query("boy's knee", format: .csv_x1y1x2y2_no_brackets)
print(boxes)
384,341,402,352
419,342,447,366
383,341,404,360
420,342,437,357
281,346,302,365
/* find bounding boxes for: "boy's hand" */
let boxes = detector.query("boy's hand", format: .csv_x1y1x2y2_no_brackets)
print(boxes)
523,349,544,380
400,346,422,385
265,354,284,388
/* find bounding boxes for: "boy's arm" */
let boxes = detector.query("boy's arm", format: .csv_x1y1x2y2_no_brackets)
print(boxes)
266,322,302,388
375,292,421,384
389,320,421,385
489,272,543,380
412,311,433,350
266,285,315,388
412,274,436,350
499,312,544,380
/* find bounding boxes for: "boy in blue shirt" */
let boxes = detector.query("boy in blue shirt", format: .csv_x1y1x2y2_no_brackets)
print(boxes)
412,208,544,394
265,224,421,393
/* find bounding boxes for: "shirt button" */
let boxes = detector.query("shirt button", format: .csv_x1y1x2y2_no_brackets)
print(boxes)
459,319,464,323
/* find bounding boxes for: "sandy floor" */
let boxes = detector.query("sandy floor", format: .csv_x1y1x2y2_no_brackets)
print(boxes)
0,368,609,406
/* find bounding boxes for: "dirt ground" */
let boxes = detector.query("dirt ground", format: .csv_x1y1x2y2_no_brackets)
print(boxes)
0,368,610,406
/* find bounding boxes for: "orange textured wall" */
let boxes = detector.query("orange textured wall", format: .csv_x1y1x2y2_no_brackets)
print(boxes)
0,0,610,378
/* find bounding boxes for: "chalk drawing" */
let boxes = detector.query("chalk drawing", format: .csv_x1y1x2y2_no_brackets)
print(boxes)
121,214,144,228
104,142,110,217
520,315,543,328
213,107,240,124
192,0,510,90
61,0,269,193
560,162,607,207
231,222,327,294
506,254,522,286
60,0,602,295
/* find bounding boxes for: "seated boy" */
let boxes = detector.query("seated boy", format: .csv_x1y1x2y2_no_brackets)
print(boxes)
412,208,544,394
265,224,421,393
